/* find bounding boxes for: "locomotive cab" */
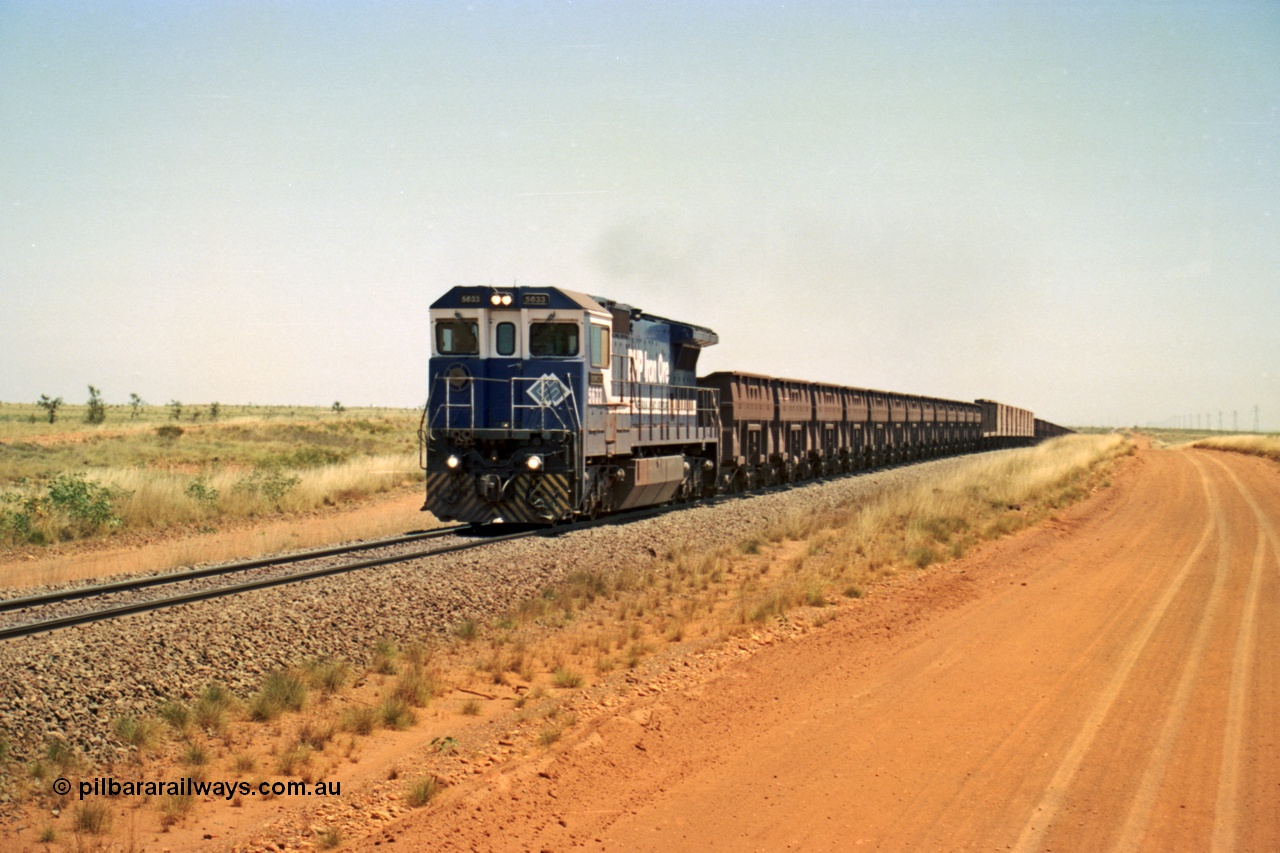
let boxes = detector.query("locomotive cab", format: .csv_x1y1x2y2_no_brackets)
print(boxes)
424,286,610,523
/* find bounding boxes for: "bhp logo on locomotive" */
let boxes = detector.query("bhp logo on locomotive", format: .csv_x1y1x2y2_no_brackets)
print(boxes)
629,345,670,385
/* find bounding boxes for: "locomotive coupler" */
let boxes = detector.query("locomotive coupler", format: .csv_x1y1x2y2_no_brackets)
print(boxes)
477,473,504,504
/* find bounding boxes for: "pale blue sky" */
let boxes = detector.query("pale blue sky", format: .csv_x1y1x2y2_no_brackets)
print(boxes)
2,2,1277,429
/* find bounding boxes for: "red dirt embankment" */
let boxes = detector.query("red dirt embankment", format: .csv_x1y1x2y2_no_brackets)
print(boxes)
355,445,1280,851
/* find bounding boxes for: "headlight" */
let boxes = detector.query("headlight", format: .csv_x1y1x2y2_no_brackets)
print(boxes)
501,293,513,306
446,455,461,469
526,455,543,471
490,293,502,305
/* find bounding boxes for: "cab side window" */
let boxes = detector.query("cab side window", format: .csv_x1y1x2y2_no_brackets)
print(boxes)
589,323,610,369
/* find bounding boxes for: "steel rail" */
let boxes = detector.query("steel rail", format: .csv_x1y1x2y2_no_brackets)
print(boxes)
0,526,538,641
0,524,473,614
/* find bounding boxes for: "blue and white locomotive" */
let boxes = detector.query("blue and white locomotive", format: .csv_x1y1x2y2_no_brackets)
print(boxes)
421,286,721,523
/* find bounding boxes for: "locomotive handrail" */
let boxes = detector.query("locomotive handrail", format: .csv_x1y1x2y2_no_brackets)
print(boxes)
607,378,720,444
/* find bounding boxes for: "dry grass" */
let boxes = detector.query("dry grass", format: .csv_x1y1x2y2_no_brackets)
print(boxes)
0,404,424,553
98,453,419,529
405,775,439,807
1190,434,1280,463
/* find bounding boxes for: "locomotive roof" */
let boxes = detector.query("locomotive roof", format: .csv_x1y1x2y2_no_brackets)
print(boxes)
431,285,718,347
430,285,609,315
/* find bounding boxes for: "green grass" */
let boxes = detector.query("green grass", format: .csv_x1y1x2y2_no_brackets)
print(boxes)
112,715,163,756
250,669,308,721
0,403,422,547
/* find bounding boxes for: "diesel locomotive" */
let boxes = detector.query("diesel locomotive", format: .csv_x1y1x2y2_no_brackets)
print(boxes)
420,286,1069,524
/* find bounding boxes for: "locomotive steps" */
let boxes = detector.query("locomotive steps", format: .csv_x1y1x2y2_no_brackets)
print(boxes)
0,435,1129,849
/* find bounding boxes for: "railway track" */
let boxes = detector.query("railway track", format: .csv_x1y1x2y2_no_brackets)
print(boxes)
0,461,937,642
0,496,695,641
0,524,542,641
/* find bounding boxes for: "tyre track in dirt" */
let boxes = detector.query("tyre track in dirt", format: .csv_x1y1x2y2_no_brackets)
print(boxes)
1203,451,1280,852
1012,451,1222,852
348,445,1280,852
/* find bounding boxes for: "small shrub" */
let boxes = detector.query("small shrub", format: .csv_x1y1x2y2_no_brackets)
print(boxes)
379,696,416,730
305,659,351,695
113,715,162,755
909,546,939,569
460,698,481,716
429,736,458,755
157,700,191,733
552,667,583,689
184,742,209,766
372,638,399,674
47,473,125,533
317,826,343,849
251,669,308,721
85,385,106,424
155,424,184,439
276,744,313,774
298,717,336,751
75,801,112,834
392,669,436,707
340,706,378,736
406,775,439,807
159,792,194,826
194,683,235,733
233,465,301,506
453,619,477,641
184,477,219,508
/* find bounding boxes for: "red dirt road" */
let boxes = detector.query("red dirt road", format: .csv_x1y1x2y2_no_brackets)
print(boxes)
356,446,1280,852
